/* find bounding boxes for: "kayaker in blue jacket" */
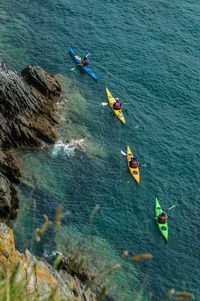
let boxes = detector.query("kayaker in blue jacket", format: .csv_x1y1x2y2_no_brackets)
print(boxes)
113,98,122,110
80,57,89,67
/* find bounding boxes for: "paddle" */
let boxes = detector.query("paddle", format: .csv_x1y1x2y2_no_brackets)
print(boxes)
145,205,176,223
167,204,176,211
154,205,176,221
70,53,91,71
121,150,126,156
102,102,128,106
121,150,146,168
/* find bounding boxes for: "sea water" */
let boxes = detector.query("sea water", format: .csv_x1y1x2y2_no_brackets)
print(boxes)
1,0,200,299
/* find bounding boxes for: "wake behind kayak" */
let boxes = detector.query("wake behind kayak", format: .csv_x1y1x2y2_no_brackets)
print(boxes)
69,47,97,81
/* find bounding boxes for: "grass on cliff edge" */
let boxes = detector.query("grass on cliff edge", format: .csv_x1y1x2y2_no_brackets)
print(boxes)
0,268,78,301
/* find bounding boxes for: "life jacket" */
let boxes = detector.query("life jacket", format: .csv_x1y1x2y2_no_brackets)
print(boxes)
113,102,121,110
158,213,167,223
130,160,138,168
82,59,88,66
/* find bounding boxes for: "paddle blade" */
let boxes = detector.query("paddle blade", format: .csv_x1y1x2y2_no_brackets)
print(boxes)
102,102,108,106
70,67,76,71
168,205,176,211
120,150,126,156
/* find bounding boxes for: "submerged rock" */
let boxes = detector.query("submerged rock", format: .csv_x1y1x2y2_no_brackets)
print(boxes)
0,63,62,220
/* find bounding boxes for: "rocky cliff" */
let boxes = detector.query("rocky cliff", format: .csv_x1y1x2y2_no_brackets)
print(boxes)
0,223,97,300
0,64,116,301
0,64,106,300
0,63,62,220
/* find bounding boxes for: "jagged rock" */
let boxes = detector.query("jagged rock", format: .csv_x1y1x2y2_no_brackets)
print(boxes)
0,149,20,219
0,63,61,148
0,63,62,220
0,172,18,219
57,255,96,283
22,65,61,98
0,149,21,184
0,223,98,300
0,223,63,296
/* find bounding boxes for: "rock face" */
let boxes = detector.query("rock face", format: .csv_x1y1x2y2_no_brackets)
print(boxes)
0,63,61,148
0,223,98,300
0,66,104,300
0,63,62,220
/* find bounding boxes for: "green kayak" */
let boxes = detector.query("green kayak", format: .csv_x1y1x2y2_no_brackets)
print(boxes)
155,198,168,241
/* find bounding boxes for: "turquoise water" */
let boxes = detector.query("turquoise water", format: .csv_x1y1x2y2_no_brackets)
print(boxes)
1,0,200,299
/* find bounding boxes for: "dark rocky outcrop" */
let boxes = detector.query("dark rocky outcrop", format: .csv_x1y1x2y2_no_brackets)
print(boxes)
56,254,116,301
0,63,62,220
56,255,96,283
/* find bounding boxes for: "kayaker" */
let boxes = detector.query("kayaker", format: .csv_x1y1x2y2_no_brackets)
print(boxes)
113,98,122,110
129,157,139,168
80,56,89,67
157,212,168,224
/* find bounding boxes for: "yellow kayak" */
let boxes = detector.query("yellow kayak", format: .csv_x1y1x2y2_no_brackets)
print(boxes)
126,145,140,184
105,87,126,125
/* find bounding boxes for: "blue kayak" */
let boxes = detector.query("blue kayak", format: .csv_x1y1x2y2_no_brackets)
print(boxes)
69,47,97,81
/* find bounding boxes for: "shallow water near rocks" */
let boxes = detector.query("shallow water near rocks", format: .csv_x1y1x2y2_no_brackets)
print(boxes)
1,0,200,299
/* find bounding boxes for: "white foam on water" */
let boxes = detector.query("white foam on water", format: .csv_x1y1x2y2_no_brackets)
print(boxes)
51,139,86,157
52,75,107,159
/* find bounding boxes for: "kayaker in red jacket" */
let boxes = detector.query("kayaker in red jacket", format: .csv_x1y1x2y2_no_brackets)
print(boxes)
129,157,139,168
113,98,122,110
157,212,168,224
80,57,89,67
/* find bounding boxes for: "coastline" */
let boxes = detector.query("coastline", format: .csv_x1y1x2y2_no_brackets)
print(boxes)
0,63,148,301
1,0,199,297
0,63,61,220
